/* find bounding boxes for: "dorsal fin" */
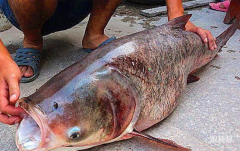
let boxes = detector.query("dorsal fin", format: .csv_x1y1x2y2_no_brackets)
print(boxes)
167,14,192,30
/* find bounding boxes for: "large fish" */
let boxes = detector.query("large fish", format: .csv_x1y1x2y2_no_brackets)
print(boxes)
16,15,239,151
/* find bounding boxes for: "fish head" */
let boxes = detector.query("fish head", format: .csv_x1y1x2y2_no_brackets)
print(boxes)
16,66,140,151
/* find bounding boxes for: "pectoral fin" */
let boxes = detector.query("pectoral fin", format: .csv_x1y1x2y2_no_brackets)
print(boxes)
130,129,191,151
187,75,200,84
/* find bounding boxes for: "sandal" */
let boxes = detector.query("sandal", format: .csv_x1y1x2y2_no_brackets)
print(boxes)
209,1,230,12
14,48,42,83
84,37,116,53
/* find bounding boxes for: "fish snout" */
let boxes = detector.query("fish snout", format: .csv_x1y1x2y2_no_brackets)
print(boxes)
18,97,32,112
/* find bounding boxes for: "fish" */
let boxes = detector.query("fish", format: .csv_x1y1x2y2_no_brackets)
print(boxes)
16,14,239,151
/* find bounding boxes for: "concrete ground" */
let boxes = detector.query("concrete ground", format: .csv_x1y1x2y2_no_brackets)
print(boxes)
0,2,240,151
0,11,12,32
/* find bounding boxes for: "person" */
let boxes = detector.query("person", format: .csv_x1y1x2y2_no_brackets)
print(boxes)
0,0,216,125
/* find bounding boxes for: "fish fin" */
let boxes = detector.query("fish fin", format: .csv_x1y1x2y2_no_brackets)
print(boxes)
187,75,200,84
167,14,192,30
130,129,191,151
216,19,240,52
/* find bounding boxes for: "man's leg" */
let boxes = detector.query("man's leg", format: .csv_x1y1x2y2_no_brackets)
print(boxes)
8,0,57,77
82,0,122,50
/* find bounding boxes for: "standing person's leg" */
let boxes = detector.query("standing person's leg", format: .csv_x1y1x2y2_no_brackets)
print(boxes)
8,0,58,78
224,0,240,24
82,0,122,50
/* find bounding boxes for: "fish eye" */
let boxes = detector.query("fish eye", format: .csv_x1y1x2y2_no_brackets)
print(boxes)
53,102,58,110
68,127,81,140
70,132,80,139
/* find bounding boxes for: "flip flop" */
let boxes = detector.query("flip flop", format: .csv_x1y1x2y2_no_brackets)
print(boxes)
84,37,116,53
14,48,42,83
209,1,230,12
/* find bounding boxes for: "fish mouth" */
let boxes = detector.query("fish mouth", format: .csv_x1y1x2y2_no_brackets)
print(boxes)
16,98,49,151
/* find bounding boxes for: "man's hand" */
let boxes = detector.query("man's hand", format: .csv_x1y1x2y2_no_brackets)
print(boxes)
166,0,217,50
186,21,217,50
0,54,24,125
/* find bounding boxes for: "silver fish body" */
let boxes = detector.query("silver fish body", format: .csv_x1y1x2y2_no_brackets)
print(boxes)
16,15,239,151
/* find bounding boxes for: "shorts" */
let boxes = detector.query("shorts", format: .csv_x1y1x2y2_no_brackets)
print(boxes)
0,0,92,35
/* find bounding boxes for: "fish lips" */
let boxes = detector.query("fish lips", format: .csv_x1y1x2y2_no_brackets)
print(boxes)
16,97,53,151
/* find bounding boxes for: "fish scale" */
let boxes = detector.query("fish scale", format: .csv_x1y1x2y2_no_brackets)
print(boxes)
16,15,239,151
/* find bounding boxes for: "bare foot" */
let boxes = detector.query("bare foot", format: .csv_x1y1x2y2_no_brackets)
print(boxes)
82,34,109,50
19,66,34,78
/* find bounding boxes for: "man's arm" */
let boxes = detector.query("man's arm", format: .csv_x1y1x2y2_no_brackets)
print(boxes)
166,0,184,20
0,39,23,125
166,0,217,50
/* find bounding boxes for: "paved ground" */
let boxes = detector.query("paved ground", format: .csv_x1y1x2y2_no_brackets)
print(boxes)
0,2,240,151
0,11,12,32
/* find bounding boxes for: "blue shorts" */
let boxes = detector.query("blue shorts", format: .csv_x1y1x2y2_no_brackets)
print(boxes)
0,0,92,35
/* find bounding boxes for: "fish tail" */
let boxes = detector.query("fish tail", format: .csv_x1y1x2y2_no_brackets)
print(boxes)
216,19,240,52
